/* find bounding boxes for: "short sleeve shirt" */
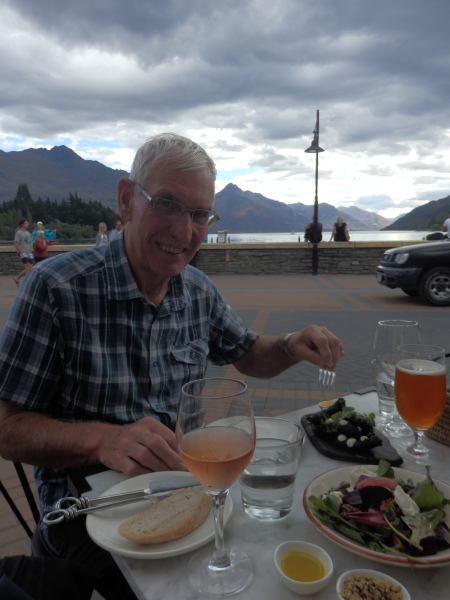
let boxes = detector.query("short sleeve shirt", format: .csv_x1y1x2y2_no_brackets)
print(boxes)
0,239,258,514
108,229,122,242
14,228,32,253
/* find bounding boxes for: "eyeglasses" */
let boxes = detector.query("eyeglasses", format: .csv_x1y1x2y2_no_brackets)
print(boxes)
132,181,220,229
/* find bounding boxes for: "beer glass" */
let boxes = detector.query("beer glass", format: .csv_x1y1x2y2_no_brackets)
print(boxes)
395,344,446,460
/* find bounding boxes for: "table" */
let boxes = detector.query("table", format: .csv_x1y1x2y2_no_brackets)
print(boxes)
86,392,450,599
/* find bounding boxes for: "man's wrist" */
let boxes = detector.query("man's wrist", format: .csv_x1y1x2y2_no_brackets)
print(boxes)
282,333,297,361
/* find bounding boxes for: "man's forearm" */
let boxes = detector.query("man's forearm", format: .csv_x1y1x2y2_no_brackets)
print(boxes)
233,335,297,378
0,401,115,469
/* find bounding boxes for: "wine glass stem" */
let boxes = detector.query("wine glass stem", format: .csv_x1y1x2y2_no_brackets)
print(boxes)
210,491,231,569
411,430,427,455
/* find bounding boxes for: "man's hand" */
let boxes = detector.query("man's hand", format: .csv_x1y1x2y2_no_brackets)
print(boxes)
287,325,344,370
233,325,344,379
98,417,186,477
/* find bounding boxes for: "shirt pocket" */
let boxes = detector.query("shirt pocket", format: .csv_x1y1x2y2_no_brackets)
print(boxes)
170,339,209,379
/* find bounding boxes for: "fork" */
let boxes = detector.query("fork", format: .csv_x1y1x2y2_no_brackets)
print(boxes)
319,368,335,388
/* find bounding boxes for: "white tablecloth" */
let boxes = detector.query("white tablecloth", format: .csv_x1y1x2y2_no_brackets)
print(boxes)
87,392,450,600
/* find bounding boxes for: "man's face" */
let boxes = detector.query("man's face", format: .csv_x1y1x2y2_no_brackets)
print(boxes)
115,221,122,230
22,221,29,230
120,166,215,285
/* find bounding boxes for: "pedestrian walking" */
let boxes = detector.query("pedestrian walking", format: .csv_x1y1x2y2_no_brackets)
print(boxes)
13,219,34,285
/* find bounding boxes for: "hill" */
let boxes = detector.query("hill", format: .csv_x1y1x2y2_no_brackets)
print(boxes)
0,145,128,210
0,145,399,231
382,195,450,231
214,184,393,233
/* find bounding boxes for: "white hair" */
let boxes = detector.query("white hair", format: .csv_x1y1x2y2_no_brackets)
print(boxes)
130,132,216,185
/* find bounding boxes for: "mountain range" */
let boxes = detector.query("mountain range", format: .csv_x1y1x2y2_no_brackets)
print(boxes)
0,144,447,232
0,145,128,210
382,195,450,231
214,184,392,232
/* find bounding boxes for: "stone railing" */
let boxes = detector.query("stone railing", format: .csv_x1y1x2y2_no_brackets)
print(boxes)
194,240,425,275
0,240,426,276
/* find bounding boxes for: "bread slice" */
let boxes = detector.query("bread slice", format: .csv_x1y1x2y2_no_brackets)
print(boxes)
118,488,211,545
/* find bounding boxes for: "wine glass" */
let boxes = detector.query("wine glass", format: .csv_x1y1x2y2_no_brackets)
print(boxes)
373,320,420,437
395,344,446,461
176,377,256,596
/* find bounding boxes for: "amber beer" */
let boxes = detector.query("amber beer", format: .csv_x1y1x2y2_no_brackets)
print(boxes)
395,359,446,429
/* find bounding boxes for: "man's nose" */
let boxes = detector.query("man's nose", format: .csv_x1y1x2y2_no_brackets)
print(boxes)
169,211,194,239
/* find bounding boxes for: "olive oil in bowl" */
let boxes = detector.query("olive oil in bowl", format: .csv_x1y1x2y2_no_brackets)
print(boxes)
281,550,325,582
274,541,333,595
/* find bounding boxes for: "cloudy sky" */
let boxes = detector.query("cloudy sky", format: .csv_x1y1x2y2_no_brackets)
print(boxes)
1,0,449,218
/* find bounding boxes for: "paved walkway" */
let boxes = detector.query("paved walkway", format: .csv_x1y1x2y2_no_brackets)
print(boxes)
1,273,449,557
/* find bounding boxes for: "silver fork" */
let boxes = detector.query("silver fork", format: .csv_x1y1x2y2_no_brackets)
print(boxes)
319,368,335,388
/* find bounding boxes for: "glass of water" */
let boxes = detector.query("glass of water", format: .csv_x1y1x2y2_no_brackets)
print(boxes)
371,358,395,420
239,417,304,520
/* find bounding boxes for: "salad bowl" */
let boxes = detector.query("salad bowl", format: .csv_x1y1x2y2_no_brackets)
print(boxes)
303,464,450,568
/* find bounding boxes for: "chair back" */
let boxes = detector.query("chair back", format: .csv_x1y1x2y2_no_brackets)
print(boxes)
0,462,39,539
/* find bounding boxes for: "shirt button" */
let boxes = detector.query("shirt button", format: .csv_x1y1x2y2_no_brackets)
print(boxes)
153,361,157,367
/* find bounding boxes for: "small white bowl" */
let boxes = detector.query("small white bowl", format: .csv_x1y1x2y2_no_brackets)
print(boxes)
274,540,333,595
337,569,410,600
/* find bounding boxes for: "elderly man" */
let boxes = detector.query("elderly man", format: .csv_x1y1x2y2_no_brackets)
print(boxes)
0,133,344,599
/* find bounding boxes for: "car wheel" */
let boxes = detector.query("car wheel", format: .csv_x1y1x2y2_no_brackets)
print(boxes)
400,288,419,297
419,267,450,306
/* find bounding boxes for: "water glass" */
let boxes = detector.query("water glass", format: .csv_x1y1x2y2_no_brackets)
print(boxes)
239,417,304,520
371,358,395,419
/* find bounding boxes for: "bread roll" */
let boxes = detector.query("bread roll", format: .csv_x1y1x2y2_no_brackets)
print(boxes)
118,488,211,545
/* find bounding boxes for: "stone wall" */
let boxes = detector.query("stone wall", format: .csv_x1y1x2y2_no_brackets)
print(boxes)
0,246,86,276
194,241,425,275
0,240,425,276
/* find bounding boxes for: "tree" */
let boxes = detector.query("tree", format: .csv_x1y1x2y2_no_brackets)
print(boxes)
0,184,121,241
13,184,34,217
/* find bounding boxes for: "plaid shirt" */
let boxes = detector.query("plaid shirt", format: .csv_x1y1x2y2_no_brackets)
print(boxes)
0,239,257,515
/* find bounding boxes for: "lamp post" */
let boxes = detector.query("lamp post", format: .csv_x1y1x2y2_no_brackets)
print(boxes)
304,109,325,276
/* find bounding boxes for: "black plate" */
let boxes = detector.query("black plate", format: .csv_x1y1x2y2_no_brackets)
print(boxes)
301,413,403,466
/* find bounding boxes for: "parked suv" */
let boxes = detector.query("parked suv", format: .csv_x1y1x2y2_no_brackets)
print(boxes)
376,238,450,306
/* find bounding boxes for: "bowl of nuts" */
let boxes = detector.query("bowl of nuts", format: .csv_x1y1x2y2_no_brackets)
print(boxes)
336,569,410,600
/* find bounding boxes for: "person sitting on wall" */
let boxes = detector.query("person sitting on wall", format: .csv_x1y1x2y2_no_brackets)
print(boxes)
304,219,322,243
329,216,350,242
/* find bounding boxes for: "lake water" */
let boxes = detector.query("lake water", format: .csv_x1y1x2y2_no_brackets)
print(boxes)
207,231,432,243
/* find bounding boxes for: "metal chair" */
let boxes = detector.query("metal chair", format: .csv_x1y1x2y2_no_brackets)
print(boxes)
0,462,40,539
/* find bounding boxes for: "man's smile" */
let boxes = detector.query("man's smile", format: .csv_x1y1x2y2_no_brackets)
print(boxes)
158,242,186,255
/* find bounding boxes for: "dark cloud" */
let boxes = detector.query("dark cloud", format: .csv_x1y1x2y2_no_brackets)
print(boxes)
1,0,449,215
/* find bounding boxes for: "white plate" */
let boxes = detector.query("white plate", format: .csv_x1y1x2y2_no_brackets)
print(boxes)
86,472,233,559
303,465,450,568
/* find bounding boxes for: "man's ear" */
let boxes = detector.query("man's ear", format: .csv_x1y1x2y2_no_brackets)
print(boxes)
117,178,135,221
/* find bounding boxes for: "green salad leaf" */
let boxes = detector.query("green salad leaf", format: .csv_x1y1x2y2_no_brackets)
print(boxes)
308,461,450,560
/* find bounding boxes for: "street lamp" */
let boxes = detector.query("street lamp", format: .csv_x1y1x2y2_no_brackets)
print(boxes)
304,109,325,276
